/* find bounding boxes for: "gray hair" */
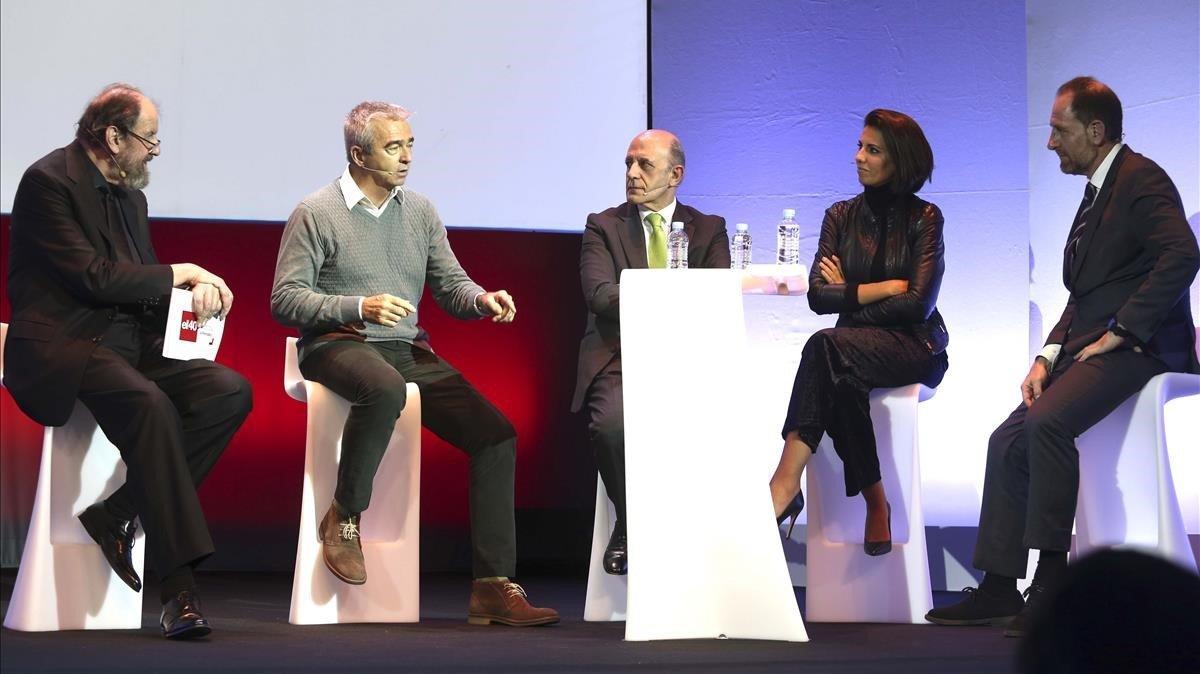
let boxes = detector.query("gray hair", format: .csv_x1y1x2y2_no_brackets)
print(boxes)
667,138,686,168
344,101,411,162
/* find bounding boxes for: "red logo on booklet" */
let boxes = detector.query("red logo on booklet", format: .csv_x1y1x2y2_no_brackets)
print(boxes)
180,311,200,342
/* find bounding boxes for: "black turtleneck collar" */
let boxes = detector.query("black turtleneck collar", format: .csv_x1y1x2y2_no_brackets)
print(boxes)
863,184,898,218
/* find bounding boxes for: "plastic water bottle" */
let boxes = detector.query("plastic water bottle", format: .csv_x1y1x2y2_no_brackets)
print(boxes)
730,222,753,270
667,221,689,269
776,208,800,266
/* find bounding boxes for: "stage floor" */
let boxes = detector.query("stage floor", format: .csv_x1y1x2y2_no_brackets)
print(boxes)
1,570,1018,673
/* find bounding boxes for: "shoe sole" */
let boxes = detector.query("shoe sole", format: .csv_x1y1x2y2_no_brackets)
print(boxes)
164,622,212,640
77,512,142,592
467,614,560,627
925,615,1015,627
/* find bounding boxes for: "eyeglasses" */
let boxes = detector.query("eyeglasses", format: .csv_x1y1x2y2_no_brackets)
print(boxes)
121,127,161,152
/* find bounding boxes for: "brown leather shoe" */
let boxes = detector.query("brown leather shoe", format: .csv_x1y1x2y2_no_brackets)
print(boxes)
318,503,366,585
467,580,559,626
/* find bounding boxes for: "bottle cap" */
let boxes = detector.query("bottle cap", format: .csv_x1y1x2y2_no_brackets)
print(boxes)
735,222,749,232
671,221,684,230
782,208,796,219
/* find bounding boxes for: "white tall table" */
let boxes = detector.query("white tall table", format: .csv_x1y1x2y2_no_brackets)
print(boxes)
620,268,808,642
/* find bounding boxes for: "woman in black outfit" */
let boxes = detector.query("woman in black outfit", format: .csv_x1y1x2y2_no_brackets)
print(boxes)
769,109,949,555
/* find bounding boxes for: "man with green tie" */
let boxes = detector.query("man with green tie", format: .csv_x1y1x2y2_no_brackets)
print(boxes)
572,130,731,576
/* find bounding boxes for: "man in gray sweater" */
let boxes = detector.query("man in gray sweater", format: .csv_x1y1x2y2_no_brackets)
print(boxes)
271,101,557,626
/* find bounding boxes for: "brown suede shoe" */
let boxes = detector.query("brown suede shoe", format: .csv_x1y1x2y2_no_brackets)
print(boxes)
318,503,366,585
467,580,560,626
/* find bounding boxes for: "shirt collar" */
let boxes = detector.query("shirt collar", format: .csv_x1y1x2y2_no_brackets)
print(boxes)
338,166,402,212
1088,142,1123,191
638,199,678,228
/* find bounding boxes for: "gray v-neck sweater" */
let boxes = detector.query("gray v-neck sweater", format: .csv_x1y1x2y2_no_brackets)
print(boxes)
271,181,484,354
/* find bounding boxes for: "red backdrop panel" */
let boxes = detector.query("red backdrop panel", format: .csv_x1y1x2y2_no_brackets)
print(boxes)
1,215,594,570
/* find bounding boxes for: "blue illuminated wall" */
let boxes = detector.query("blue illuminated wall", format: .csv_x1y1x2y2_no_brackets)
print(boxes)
651,0,1032,528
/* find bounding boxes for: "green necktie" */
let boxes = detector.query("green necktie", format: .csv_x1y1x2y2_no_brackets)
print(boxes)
646,212,667,268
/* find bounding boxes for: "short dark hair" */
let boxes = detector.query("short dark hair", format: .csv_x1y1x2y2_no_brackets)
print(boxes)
1056,76,1123,142
863,108,934,195
76,83,146,150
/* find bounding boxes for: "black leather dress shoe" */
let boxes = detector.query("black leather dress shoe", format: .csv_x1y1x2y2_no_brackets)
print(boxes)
1004,582,1049,638
161,590,211,640
78,503,142,592
603,526,628,576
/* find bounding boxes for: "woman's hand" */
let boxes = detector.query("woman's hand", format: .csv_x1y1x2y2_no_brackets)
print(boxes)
818,255,845,284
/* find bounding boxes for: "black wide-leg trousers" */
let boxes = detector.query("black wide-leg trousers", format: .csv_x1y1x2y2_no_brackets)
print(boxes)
781,326,948,497
299,339,517,578
973,348,1167,578
79,319,252,579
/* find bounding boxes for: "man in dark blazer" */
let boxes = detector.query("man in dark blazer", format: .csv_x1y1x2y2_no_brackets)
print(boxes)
4,84,252,639
927,77,1199,636
573,130,731,575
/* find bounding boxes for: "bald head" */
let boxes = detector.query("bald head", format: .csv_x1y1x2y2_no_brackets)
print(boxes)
633,129,685,167
625,129,685,210
76,83,149,151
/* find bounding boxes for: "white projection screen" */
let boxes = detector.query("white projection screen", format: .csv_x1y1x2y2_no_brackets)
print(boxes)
0,0,648,230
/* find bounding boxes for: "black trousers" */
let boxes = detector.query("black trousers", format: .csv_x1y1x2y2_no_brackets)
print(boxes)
298,339,517,578
781,326,948,497
973,348,1167,578
79,318,252,579
582,355,625,525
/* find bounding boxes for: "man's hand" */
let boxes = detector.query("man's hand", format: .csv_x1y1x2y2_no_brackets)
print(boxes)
1075,330,1128,362
171,263,234,319
1021,357,1051,407
362,294,415,327
818,255,845,284
477,290,517,323
191,283,223,324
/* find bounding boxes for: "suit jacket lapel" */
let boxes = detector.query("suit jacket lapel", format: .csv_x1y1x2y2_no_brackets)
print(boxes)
617,202,648,269
64,142,119,256
676,203,700,266
1068,145,1127,284
676,202,697,241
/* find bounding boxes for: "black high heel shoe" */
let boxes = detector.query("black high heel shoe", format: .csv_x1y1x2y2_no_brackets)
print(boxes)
864,502,892,556
775,491,805,540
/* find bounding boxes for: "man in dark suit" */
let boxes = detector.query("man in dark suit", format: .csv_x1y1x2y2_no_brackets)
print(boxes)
927,77,1199,636
573,130,731,575
4,84,252,639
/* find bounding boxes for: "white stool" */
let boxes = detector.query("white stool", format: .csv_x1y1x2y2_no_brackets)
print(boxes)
1,322,146,632
806,384,935,623
1073,370,1199,572
583,478,627,621
283,337,422,624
